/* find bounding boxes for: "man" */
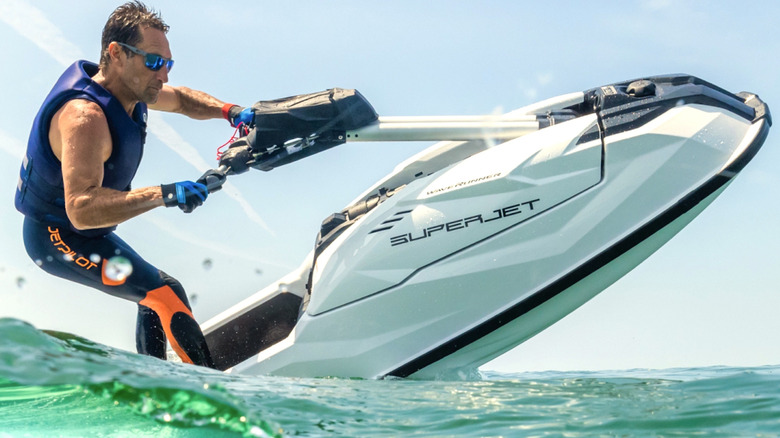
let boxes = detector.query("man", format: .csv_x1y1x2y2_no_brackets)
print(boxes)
15,2,252,367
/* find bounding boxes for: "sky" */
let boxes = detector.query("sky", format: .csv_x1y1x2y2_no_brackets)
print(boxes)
1,0,779,373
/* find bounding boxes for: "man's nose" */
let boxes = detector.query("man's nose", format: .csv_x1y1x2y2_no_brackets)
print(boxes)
156,66,168,83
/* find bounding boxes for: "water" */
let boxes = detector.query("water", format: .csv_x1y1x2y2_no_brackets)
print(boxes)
1,317,779,437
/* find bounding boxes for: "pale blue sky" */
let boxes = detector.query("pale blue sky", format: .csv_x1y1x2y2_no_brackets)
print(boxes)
1,0,778,372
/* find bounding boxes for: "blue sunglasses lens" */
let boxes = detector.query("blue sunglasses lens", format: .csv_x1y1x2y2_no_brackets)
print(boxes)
117,42,173,72
144,54,173,72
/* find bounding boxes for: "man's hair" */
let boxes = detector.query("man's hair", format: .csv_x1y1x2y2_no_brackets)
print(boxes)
99,1,169,69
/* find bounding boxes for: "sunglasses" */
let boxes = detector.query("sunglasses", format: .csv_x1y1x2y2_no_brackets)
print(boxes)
116,42,174,72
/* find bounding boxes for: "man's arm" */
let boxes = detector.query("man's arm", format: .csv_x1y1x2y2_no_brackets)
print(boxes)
150,84,226,120
53,99,164,230
151,85,254,128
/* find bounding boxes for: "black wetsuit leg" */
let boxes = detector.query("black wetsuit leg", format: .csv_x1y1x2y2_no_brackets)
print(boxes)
22,217,214,368
136,304,166,359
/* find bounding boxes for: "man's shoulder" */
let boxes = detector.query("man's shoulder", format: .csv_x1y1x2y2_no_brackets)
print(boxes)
55,98,107,125
50,98,111,143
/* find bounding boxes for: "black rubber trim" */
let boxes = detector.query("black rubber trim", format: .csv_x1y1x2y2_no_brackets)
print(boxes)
205,293,302,370
384,116,770,379
583,75,759,143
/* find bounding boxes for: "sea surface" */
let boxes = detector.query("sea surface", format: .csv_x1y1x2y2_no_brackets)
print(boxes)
1,317,779,437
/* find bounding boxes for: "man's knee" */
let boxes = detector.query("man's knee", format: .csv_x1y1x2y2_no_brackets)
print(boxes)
159,271,191,310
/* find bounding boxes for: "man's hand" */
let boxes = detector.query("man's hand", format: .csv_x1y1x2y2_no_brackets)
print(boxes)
223,104,254,128
197,168,227,192
161,180,209,213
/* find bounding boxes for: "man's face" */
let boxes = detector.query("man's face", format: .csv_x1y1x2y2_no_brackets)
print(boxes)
120,26,171,104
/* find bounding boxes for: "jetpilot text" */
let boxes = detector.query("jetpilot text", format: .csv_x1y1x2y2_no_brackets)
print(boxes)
48,226,98,270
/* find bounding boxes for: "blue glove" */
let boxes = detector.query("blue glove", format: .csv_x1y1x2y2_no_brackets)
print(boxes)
161,180,208,213
227,105,254,128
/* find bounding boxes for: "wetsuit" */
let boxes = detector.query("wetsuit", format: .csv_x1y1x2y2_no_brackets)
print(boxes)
15,60,213,367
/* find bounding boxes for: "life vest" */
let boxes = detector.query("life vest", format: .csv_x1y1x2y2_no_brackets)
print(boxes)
15,60,147,237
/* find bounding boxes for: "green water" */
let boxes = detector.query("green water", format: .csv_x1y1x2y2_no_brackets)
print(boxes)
1,317,779,437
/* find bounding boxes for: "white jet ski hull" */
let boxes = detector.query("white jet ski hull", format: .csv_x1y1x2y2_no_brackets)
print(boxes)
202,75,770,379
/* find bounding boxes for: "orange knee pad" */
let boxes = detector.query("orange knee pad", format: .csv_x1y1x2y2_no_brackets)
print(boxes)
139,285,196,364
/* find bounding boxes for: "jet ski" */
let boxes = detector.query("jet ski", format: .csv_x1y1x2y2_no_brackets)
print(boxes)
197,75,771,379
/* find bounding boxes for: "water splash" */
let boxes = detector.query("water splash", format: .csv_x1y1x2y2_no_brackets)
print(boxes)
104,256,133,282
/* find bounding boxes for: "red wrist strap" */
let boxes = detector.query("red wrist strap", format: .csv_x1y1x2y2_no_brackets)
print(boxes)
221,103,235,120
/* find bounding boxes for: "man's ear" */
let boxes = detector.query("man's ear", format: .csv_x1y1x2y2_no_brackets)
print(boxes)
107,41,125,66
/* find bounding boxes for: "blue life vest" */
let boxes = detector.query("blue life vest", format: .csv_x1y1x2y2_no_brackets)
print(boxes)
15,60,147,237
